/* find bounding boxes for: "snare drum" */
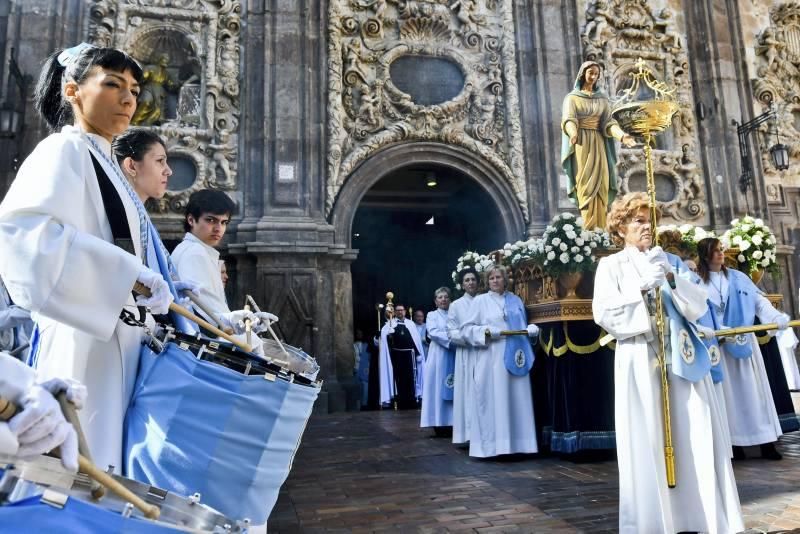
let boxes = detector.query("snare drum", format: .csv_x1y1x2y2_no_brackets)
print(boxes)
260,339,320,381
125,337,320,525
0,454,244,533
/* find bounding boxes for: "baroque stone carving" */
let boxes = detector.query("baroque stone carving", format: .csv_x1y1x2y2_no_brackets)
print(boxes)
88,0,241,218
752,2,800,202
326,0,528,221
581,0,705,222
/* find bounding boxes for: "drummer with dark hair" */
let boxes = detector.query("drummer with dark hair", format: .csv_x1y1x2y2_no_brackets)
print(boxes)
172,189,279,342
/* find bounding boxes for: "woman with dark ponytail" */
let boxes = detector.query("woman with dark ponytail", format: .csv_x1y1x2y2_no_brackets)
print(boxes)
0,44,176,472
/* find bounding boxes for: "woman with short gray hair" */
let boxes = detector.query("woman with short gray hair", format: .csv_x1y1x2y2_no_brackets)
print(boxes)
420,286,455,433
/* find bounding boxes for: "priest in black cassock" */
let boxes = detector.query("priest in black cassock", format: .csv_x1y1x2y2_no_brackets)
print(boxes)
379,304,424,410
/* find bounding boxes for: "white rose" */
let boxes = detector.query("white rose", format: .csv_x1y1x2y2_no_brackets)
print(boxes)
755,218,764,226
741,224,752,232
546,225,556,233
679,224,692,233
732,235,742,245
457,265,463,272
575,238,585,246
475,264,484,272
738,254,745,262
571,246,579,253
765,249,773,258
563,224,574,232
513,254,521,262
761,258,770,267
739,241,751,251
755,231,764,238
504,243,512,250
574,254,584,263
743,216,754,223
455,283,461,290
730,218,739,226
503,249,511,257
752,235,763,246
560,243,568,251
584,246,592,254
559,252,570,263
562,213,575,219
590,241,598,248
566,231,577,240
547,251,556,260
545,245,553,252
576,217,584,226
552,237,561,246
753,250,763,260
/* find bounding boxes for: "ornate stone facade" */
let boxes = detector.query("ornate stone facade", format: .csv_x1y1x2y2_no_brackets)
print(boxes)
88,0,242,225
753,2,800,203
581,0,706,223
325,0,528,221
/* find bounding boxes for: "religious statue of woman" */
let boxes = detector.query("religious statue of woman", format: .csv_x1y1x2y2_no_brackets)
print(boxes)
132,54,179,126
561,61,636,230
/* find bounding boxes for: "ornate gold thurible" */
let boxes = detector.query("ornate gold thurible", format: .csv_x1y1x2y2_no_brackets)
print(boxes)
611,58,680,489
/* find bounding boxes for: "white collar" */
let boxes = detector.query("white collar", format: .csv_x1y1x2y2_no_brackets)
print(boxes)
183,232,220,261
62,125,112,157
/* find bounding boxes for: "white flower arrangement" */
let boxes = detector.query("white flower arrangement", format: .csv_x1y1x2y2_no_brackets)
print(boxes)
540,213,604,275
451,250,489,290
720,215,780,278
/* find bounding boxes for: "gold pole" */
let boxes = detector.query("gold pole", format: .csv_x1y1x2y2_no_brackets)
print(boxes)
703,319,800,338
645,132,676,488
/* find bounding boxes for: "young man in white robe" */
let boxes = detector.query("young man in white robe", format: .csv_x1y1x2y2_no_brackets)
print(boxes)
378,304,423,409
420,287,454,433
448,267,479,445
594,192,743,534
172,190,278,347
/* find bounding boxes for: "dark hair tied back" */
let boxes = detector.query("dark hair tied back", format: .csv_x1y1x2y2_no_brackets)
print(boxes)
112,128,166,166
34,46,143,132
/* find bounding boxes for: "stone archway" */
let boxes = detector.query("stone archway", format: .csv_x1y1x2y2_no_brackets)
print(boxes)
330,142,527,248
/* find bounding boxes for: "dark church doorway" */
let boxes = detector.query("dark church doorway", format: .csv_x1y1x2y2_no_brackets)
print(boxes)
350,164,506,337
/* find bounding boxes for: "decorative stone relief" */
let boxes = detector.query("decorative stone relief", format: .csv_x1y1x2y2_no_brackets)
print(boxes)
581,0,705,222
753,2,800,203
326,0,528,221
88,0,241,217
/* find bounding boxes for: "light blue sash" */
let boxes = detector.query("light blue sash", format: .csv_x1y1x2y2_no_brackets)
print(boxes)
503,292,534,376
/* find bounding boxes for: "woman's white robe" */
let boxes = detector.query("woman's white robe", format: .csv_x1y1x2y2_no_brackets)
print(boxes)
448,293,476,444
461,291,537,458
704,271,783,446
594,249,743,534
420,308,453,427
0,127,144,473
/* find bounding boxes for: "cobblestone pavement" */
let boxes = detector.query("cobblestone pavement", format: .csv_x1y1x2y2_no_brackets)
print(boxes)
270,410,800,533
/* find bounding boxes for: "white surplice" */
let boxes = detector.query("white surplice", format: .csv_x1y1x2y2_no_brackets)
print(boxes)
704,270,783,446
0,127,145,473
594,248,743,534
448,293,476,444
378,318,423,405
172,232,230,321
420,308,453,427
461,291,537,458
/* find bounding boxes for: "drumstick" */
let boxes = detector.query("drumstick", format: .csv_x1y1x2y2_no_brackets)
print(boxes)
246,295,292,359
243,304,253,347
184,292,234,335
55,392,105,500
0,395,160,520
133,282,253,353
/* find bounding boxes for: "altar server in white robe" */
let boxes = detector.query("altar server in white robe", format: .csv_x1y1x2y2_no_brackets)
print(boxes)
449,267,479,445
0,44,174,473
696,237,786,460
172,189,277,347
461,265,539,458
378,304,424,409
594,192,743,534
420,287,455,431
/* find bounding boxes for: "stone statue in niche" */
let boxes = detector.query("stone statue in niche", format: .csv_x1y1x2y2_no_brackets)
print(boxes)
132,54,181,126
206,130,235,187
756,26,784,71
451,0,483,34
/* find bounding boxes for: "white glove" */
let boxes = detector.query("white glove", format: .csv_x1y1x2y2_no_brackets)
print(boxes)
216,309,258,335
694,324,715,340
0,305,31,329
487,326,501,339
38,378,87,411
252,312,279,333
526,324,540,338
8,385,79,472
639,262,667,291
135,268,174,315
775,314,790,330
645,246,670,270
173,279,200,298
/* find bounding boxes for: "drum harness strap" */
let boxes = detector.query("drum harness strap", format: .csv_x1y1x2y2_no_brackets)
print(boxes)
89,152,149,331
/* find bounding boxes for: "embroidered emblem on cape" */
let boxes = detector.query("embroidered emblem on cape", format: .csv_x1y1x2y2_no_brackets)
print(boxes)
678,329,695,364
709,344,721,366
734,334,748,346
445,374,454,389
514,349,525,368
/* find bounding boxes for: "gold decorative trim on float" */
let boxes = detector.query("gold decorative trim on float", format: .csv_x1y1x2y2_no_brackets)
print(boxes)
538,323,616,357
527,299,594,323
